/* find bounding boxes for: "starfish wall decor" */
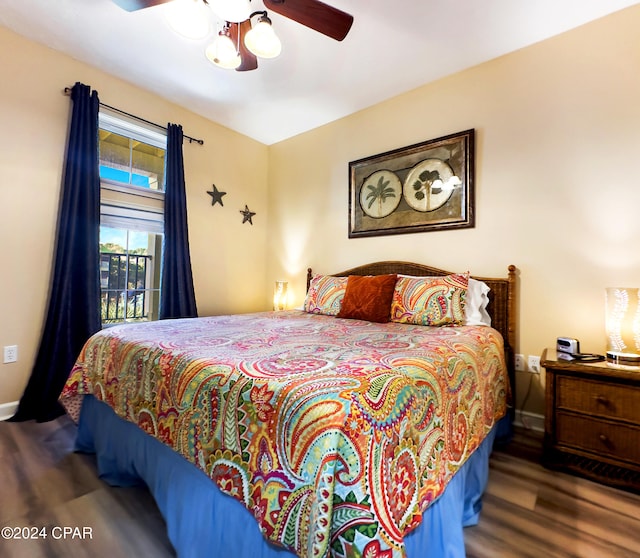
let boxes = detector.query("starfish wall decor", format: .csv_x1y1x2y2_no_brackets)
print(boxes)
207,184,227,206
240,205,256,225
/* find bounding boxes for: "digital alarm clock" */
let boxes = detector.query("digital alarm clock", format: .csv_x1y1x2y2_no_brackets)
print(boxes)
556,337,604,362
557,337,580,355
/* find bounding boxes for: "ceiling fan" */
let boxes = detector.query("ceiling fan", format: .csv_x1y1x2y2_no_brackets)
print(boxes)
111,0,354,71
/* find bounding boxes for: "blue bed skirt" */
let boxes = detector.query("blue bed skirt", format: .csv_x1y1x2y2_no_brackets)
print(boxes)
76,395,501,558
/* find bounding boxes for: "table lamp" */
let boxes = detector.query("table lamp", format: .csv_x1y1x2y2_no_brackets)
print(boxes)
273,280,288,311
605,287,640,365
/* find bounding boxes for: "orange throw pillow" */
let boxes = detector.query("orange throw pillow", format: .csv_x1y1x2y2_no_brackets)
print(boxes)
337,274,397,323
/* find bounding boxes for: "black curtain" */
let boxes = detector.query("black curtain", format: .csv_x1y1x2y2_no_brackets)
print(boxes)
159,123,198,319
10,82,101,422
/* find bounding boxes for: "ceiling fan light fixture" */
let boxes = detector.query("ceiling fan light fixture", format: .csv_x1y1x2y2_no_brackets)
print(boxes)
164,0,211,39
244,12,282,59
207,0,252,23
205,30,241,70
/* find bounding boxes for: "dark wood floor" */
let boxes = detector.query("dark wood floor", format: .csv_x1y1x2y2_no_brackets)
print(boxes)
465,429,640,557
1,416,639,557
0,415,175,558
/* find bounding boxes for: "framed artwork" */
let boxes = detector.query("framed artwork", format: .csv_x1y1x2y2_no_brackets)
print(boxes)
348,129,475,238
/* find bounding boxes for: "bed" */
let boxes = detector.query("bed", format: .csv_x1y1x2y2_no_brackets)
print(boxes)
60,261,517,558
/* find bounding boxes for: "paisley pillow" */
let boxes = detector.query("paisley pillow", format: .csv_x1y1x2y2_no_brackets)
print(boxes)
303,275,348,316
391,273,469,326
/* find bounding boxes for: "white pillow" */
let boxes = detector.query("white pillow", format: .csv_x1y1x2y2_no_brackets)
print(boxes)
465,278,491,326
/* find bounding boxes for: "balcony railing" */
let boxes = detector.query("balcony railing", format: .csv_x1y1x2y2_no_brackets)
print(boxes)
100,252,155,324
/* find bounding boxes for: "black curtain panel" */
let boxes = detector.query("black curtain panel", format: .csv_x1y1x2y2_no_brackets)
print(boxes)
10,82,101,422
159,123,198,319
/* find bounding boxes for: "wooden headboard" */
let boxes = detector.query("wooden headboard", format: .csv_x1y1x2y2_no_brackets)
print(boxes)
306,261,517,412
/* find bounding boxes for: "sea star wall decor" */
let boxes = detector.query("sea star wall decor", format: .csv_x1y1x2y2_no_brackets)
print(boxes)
240,205,256,225
207,184,227,206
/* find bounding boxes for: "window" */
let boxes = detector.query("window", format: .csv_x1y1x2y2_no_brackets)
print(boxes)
98,109,166,326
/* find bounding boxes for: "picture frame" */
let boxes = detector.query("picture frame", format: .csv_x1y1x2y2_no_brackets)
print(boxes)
348,129,475,238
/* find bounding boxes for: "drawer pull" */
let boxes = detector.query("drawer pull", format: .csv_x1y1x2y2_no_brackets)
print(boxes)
594,395,610,406
598,433,614,449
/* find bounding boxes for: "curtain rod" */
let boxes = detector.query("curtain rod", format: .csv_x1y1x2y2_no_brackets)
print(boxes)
63,87,204,145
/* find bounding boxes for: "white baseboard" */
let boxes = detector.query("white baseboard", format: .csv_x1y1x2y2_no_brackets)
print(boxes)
0,401,18,421
513,410,544,432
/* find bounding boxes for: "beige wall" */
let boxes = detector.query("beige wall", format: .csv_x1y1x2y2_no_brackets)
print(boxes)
0,26,269,406
267,6,640,417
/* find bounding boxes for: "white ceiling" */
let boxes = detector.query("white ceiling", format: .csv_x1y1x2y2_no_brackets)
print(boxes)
1,0,638,145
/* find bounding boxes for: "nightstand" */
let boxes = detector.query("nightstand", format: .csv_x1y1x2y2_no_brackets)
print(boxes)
542,348,640,493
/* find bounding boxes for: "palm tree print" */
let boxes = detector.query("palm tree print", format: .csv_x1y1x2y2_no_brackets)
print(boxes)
366,174,397,213
359,170,402,219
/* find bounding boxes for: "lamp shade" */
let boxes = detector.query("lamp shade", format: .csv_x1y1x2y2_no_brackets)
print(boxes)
165,0,211,40
245,16,282,59
273,281,288,311
605,287,640,365
205,32,241,70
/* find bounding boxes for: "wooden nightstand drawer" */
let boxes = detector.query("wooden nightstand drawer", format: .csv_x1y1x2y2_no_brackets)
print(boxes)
540,349,640,493
556,376,640,424
556,412,640,464
543,348,640,492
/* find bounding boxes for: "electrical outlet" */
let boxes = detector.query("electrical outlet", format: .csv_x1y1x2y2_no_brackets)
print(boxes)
528,355,541,374
515,354,525,372
3,345,18,364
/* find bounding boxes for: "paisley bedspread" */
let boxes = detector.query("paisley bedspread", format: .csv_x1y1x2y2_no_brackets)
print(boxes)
60,310,509,558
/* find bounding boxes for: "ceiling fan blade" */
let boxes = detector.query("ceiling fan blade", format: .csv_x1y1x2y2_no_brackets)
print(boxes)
230,21,258,72
112,0,172,12
263,0,353,41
